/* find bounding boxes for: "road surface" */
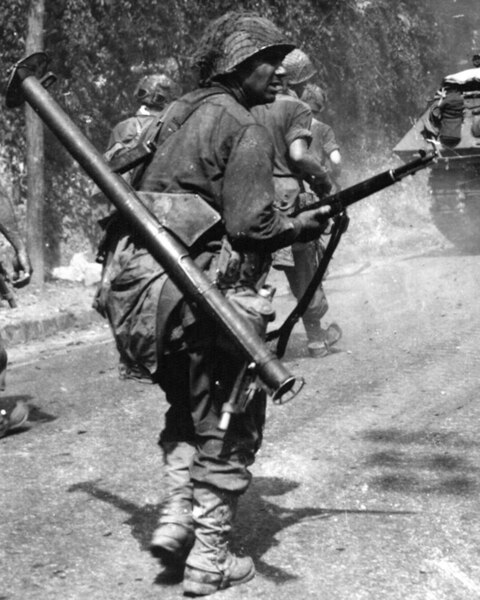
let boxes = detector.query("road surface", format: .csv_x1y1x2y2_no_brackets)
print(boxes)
2,248,480,600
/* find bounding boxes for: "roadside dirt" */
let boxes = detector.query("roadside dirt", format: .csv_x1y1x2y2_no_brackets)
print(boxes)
0,200,451,339
0,280,97,330
5,210,478,600
4,236,480,600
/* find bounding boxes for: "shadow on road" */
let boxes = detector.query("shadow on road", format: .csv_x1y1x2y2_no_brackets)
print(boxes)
363,427,480,496
0,394,56,438
28,402,57,424
67,475,417,586
236,476,416,582
68,480,160,552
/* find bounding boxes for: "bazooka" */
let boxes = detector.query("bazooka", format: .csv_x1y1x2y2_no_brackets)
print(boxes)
5,52,297,402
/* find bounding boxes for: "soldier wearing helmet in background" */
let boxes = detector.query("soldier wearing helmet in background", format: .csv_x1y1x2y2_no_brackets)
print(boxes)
104,72,180,164
95,10,333,595
252,48,342,358
301,82,342,188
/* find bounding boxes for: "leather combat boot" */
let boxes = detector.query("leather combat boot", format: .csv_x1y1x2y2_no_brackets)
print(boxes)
304,320,342,358
150,441,196,579
183,484,255,596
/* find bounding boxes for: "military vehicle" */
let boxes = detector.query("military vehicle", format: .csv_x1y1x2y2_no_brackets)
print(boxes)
394,68,480,253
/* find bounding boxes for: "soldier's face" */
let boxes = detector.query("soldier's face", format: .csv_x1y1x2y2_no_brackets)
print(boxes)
238,48,287,106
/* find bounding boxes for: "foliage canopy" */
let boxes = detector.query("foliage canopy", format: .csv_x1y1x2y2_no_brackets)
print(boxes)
0,0,456,266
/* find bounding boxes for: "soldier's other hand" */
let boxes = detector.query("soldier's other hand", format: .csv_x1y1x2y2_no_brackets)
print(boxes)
12,248,32,288
294,205,332,242
310,175,332,198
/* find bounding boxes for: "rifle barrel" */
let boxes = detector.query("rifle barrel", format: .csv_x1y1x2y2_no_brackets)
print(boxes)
294,152,436,216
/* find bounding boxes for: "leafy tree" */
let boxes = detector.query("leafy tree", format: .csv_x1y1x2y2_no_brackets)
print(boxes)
25,0,46,287
0,0,458,273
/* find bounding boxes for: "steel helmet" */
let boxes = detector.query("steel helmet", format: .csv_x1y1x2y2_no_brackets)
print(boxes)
282,49,316,85
194,12,295,86
134,74,180,108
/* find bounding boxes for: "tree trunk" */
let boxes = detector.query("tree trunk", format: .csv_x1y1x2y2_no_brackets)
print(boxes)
25,0,45,288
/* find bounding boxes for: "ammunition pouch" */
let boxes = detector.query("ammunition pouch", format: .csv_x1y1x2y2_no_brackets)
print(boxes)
136,192,222,248
213,237,275,350
215,236,271,290
226,288,275,336
213,288,275,357
297,191,317,211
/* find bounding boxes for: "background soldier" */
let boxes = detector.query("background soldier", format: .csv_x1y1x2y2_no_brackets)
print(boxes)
104,72,180,163
95,11,332,596
252,49,342,357
301,82,342,189
0,183,32,438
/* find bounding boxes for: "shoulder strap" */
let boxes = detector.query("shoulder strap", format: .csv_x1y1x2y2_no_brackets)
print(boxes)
130,87,225,187
153,87,225,145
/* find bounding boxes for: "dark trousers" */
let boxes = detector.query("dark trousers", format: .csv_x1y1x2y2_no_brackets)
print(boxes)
158,318,266,495
283,241,328,332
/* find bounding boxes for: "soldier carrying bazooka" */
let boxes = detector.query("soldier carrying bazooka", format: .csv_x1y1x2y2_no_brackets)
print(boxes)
5,10,436,595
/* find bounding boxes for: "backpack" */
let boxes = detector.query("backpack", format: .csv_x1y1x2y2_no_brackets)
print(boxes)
106,87,225,187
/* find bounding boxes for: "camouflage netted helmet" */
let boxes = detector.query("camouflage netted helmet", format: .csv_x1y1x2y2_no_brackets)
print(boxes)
282,49,316,85
301,83,326,113
134,74,180,108
193,11,295,86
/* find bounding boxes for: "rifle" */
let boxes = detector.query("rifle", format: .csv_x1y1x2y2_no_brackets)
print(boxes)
267,150,436,357
293,150,436,218
221,151,437,423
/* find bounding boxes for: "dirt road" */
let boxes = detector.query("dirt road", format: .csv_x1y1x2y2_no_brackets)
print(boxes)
2,248,480,600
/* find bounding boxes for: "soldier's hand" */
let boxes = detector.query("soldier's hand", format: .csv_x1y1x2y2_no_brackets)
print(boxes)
12,248,32,288
294,205,332,242
309,173,333,198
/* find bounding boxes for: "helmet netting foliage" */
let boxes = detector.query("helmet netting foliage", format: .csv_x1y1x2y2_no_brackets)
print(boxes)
193,11,294,86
